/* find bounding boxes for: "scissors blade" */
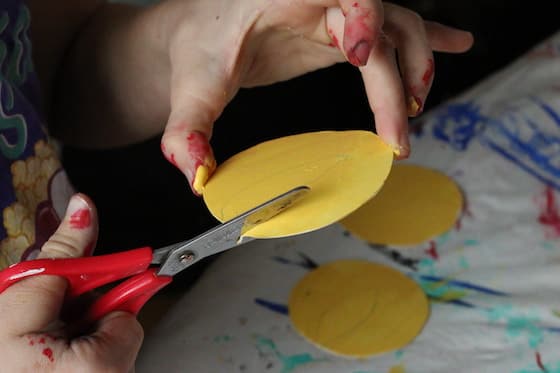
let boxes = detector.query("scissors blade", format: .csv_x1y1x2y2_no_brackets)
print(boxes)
156,185,309,276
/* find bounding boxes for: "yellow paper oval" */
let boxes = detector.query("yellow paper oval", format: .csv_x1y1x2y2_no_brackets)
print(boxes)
203,130,393,238
289,259,429,358
341,163,464,246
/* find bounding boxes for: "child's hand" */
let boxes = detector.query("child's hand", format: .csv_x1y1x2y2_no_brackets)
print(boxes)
49,0,473,195
0,194,143,372
156,0,473,194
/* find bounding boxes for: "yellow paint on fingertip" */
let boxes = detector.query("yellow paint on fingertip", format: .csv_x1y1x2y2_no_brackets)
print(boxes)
391,144,407,157
289,260,429,358
192,165,210,195
341,164,463,246
202,130,394,238
408,96,421,116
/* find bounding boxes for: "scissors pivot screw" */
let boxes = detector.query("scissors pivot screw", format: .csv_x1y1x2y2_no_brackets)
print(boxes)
179,251,196,264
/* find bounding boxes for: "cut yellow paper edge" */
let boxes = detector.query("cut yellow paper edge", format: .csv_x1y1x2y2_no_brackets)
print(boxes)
203,130,394,238
289,259,429,358
341,163,464,246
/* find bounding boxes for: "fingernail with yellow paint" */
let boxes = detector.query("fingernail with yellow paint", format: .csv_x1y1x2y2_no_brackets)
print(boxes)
186,131,216,196
407,95,423,117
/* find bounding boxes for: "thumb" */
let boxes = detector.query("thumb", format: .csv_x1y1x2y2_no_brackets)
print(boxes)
0,194,98,336
160,56,232,196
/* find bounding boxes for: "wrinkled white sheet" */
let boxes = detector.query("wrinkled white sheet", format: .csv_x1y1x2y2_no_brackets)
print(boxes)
137,31,560,373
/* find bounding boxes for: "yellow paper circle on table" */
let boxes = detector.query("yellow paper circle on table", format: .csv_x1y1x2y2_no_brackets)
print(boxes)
203,130,393,238
340,164,463,246
289,259,429,358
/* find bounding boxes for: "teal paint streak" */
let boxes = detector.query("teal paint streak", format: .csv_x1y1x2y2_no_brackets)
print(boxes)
541,241,556,250
436,232,451,245
213,335,233,343
463,239,479,246
418,258,436,275
394,350,404,359
255,336,324,373
459,256,470,270
486,305,544,349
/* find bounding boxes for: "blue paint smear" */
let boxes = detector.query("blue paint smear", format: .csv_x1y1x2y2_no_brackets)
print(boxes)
430,98,560,191
417,275,508,296
254,298,289,315
272,252,318,270
255,336,324,373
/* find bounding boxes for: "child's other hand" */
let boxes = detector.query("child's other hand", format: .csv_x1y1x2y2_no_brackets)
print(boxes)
0,194,143,372
50,1,472,196
155,0,473,194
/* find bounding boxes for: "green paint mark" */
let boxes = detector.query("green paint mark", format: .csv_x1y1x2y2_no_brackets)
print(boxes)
541,241,556,250
255,336,324,373
458,256,469,270
213,335,233,343
419,279,467,301
486,305,544,349
436,232,451,245
552,310,560,318
463,239,479,247
394,350,404,359
418,258,435,275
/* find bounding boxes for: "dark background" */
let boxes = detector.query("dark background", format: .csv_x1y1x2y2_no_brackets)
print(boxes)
63,1,560,280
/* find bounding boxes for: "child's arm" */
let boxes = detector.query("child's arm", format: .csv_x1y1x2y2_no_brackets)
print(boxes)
38,0,473,194
0,194,142,371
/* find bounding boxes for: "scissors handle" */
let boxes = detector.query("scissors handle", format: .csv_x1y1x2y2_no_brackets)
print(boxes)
0,247,171,322
87,268,172,322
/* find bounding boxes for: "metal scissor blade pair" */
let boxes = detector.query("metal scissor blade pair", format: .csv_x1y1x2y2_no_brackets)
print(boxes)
155,185,309,276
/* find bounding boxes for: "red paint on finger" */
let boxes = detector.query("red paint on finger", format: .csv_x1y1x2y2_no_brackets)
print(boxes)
39,337,45,344
42,348,54,362
186,131,216,195
69,208,91,229
345,10,375,66
327,28,340,49
161,142,179,168
187,132,213,170
352,2,359,7
347,40,371,66
422,59,434,86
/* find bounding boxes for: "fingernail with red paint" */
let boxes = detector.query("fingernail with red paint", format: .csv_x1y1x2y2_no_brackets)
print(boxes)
66,195,91,230
186,131,216,196
408,95,423,117
422,59,435,87
347,40,371,66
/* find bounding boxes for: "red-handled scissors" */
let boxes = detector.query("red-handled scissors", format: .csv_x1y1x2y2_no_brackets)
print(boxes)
0,186,309,323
